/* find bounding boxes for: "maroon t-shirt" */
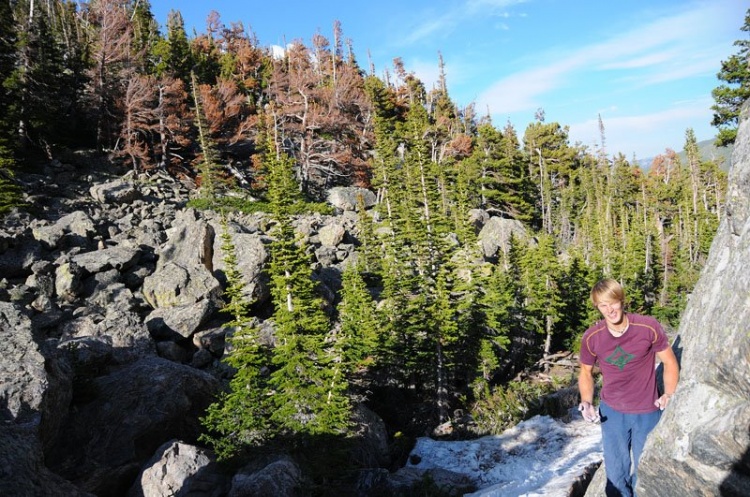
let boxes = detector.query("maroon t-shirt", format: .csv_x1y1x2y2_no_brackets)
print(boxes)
579,313,670,414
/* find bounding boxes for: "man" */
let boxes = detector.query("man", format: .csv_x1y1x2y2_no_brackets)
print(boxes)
578,278,679,497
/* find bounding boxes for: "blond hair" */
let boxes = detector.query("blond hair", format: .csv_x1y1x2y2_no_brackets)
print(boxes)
590,278,625,307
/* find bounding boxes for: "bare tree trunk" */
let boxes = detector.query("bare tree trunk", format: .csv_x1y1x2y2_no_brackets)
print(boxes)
436,339,448,423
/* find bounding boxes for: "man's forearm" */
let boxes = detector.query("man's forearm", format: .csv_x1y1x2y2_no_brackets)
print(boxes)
578,369,595,403
663,363,679,396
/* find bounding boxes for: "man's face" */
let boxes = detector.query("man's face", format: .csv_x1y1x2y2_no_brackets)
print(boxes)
596,299,624,326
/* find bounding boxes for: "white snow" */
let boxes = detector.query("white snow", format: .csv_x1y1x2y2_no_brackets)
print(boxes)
403,407,603,496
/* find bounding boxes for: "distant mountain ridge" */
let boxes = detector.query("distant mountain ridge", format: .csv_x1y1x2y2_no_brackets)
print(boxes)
638,138,734,170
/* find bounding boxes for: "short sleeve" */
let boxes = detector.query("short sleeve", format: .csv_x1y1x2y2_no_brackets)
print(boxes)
653,321,670,352
579,332,596,366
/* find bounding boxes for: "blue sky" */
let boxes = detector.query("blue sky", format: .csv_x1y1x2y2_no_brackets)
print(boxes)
149,0,746,160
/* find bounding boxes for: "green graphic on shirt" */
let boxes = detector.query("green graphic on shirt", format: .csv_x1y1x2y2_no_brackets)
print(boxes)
606,346,634,371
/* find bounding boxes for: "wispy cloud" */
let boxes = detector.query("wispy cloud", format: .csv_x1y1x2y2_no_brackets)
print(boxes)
476,1,738,116
569,98,714,157
402,0,526,45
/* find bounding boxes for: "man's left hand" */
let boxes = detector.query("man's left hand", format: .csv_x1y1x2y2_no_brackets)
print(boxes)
654,393,673,410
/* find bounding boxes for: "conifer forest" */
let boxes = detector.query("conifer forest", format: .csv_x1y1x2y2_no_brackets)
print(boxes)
0,0,731,467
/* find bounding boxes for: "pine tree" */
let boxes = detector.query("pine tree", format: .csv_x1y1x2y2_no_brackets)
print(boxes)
479,238,523,380
129,0,161,75
8,0,81,151
519,233,564,361
164,10,193,83
523,120,578,235
200,218,271,460
0,0,18,160
711,8,750,147
190,71,222,200
337,263,379,374
264,137,350,437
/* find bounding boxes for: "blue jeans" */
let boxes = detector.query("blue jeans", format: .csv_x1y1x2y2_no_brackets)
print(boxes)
599,400,661,497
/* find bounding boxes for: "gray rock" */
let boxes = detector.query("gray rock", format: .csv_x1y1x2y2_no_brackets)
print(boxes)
315,245,338,266
211,227,270,303
142,260,222,310
0,302,72,448
318,222,346,247
350,404,390,468
71,246,141,274
142,209,222,310
0,236,42,278
327,186,377,211
159,209,216,272
0,302,49,425
633,102,750,496
89,178,140,204
46,357,220,496
155,340,193,363
32,211,98,250
59,307,155,364
468,208,489,232
476,216,530,259
388,466,475,494
0,423,95,497
145,299,213,339
228,456,305,497
128,440,229,497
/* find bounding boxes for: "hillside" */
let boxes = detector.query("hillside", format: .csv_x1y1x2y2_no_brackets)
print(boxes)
639,138,734,170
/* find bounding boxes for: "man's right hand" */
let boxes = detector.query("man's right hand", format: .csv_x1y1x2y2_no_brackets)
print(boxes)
578,401,600,423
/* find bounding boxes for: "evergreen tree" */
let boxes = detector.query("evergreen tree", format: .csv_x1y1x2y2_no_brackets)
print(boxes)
479,236,524,380
523,120,579,235
200,218,271,460
711,8,750,147
519,233,564,360
7,0,81,151
363,73,406,221
129,0,161,75
0,0,23,215
190,71,222,199
468,120,535,223
0,0,18,157
336,263,379,375
164,10,193,82
556,255,596,351
265,140,350,437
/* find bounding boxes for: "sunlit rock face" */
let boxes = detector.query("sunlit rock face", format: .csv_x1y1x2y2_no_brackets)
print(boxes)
636,103,750,495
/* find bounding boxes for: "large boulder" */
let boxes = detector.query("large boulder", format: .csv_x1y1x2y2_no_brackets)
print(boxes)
142,209,221,339
0,302,50,425
71,246,141,274
210,220,270,303
327,186,377,212
32,211,98,250
127,440,229,497
89,178,140,204
634,103,750,495
0,303,82,496
59,306,155,364
0,232,42,279
228,455,306,497
46,356,220,496
0,423,94,497
477,216,530,259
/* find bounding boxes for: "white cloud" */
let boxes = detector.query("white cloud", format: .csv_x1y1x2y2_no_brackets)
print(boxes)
599,50,680,70
476,1,739,118
402,0,527,45
569,100,714,157
270,44,286,59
